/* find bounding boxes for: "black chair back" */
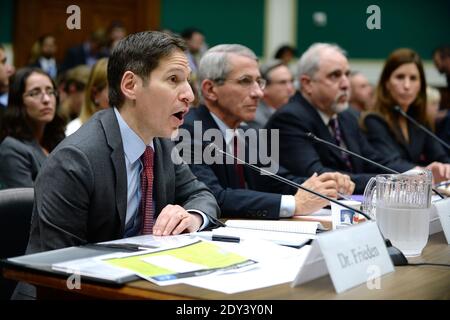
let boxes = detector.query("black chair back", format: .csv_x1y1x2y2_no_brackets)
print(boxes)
0,188,34,300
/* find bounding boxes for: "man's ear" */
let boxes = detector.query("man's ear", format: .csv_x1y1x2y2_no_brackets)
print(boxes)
201,79,219,102
300,75,313,95
120,71,139,101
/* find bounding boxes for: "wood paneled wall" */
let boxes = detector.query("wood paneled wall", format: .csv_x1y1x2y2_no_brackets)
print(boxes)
14,0,160,69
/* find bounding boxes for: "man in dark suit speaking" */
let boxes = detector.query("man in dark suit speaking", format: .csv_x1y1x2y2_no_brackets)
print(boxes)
266,43,412,193
27,31,220,253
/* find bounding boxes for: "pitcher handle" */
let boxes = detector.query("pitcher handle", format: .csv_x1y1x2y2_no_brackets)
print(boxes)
363,177,377,220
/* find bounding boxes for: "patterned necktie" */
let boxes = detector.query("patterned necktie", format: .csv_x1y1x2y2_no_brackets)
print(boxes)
233,134,246,188
328,118,353,172
139,146,155,235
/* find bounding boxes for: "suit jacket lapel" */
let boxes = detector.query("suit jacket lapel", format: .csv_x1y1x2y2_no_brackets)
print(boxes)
198,105,238,187
28,140,47,167
101,109,127,234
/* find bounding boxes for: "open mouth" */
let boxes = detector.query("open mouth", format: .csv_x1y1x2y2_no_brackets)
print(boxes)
173,111,185,120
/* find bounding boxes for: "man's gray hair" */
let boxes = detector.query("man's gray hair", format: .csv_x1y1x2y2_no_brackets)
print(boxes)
260,59,285,82
198,44,257,83
297,43,347,78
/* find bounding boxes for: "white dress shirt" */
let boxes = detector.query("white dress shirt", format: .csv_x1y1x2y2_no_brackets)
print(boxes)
209,111,295,218
113,108,208,236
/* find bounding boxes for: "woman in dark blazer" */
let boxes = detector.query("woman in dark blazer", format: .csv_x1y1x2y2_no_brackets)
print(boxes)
0,67,65,189
361,48,450,183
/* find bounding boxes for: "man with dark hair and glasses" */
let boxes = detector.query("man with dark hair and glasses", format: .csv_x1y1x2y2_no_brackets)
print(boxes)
248,59,296,129
177,44,353,220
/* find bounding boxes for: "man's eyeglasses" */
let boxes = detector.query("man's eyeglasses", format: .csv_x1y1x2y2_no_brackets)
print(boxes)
23,88,57,99
216,76,266,90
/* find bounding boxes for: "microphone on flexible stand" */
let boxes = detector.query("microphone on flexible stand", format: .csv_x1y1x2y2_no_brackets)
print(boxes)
306,133,399,174
200,142,408,266
297,132,445,199
205,142,371,220
394,105,450,150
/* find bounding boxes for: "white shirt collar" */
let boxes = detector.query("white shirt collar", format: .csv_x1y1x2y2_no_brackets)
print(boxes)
114,108,154,164
209,111,239,145
316,108,337,126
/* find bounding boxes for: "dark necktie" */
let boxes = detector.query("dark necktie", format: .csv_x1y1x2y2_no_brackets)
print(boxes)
328,118,353,172
139,146,155,235
233,134,246,188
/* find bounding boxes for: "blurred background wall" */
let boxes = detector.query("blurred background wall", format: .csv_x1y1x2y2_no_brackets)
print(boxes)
1,0,448,85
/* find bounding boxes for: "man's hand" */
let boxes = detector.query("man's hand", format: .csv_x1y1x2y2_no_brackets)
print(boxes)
294,173,338,216
320,172,355,195
426,162,450,184
153,204,203,236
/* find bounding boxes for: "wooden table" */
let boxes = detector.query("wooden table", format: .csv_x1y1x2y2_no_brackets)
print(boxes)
3,232,449,300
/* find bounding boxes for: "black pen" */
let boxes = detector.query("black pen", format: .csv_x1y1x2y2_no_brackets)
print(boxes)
211,235,240,243
88,243,158,251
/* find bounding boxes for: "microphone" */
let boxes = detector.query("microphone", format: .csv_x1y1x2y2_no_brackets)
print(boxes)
204,142,371,220
394,105,450,150
306,132,398,174
204,142,407,266
303,132,445,199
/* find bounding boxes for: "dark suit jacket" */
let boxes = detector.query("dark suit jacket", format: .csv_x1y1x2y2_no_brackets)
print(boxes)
179,105,304,219
363,113,450,165
29,59,60,79
436,113,450,156
27,108,220,253
265,92,414,194
60,43,109,73
0,137,47,189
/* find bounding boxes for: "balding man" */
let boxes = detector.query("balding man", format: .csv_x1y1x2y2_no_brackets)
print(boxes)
248,59,295,129
266,43,412,193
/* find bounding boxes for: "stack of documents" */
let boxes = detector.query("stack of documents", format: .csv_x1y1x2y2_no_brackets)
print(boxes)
204,219,323,248
225,219,324,233
181,239,312,294
100,239,257,286
6,233,313,295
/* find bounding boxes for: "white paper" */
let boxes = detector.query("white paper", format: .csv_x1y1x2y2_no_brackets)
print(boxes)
225,219,320,234
316,222,394,293
210,227,315,247
432,198,450,244
100,234,197,249
181,239,311,294
52,252,137,280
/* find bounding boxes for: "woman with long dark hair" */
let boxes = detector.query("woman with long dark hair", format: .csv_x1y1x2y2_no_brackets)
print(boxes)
0,67,65,189
361,48,450,183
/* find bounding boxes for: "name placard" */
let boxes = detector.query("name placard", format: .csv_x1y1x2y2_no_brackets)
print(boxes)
432,198,450,244
292,221,394,293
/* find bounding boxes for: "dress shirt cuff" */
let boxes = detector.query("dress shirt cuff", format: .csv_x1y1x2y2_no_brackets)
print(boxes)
279,195,295,218
187,209,209,231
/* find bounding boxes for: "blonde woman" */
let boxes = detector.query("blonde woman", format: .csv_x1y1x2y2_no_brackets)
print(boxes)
66,58,109,135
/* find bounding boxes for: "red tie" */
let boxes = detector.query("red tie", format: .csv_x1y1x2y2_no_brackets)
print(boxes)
233,135,246,188
139,146,155,235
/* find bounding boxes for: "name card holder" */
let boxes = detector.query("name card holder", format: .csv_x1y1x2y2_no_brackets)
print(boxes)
432,198,450,244
291,221,394,293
